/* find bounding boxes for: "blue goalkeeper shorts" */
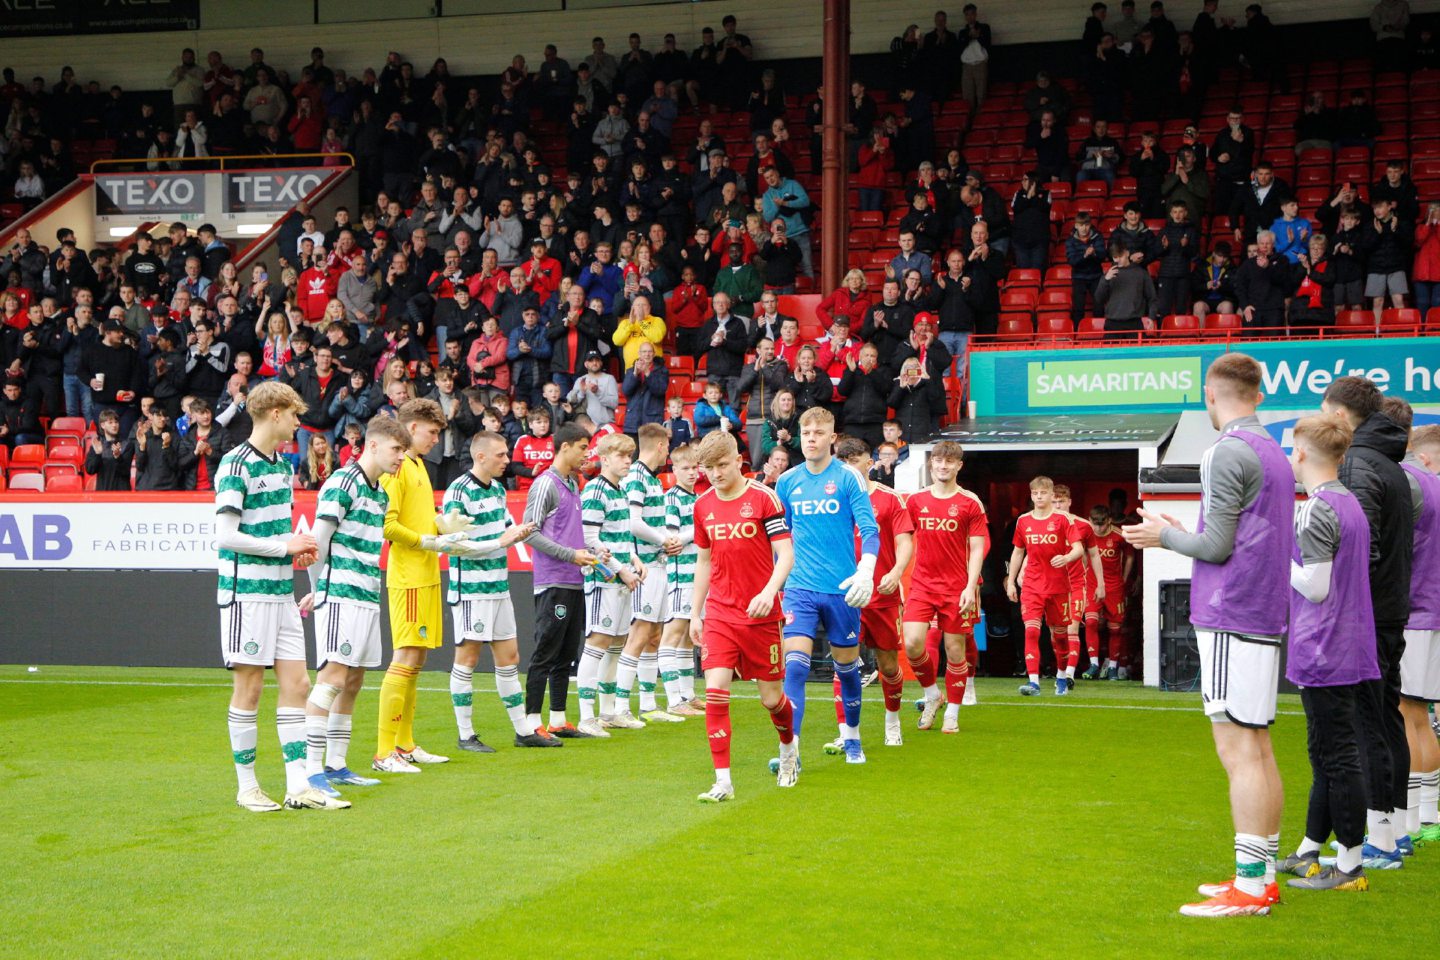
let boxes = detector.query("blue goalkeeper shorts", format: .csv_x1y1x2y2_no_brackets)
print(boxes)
782,588,860,647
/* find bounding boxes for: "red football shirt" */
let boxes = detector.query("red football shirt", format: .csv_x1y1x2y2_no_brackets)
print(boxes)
856,485,915,602
693,480,791,624
512,434,555,492
1092,528,1131,589
1066,515,1096,591
1013,510,1079,596
907,488,988,599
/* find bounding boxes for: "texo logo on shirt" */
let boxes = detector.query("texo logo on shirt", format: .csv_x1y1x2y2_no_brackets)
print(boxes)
792,499,840,516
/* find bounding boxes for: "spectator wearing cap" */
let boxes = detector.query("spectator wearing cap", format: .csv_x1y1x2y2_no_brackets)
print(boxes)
507,305,553,406
567,350,620,426
80,318,143,432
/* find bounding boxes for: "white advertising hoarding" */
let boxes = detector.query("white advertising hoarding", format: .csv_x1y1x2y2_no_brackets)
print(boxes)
0,501,218,570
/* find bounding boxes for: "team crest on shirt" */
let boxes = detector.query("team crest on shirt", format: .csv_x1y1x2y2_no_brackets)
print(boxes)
419,626,428,639
948,504,959,517
824,481,837,495
556,605,568,619
739,502,754,518
603,616,612,627
340,642,352,656
784,611,795,625
244,641,259,655
644,605,653,614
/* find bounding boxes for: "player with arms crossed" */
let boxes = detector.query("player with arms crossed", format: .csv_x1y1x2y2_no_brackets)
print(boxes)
442,432,549,750
1053,485,1107,681
774,407,880,765
690,431,798,800
903,440,989,734
660,442,704,715
1007,476,1086,696
298,416,411,802
821,437,914,750
1082,506,1135,680
216,382,328,812
575,433,646,737
1275,416,1378,891
613,424,685,724
374,398,477,773
1382,401,1440,847
1125,353,1294,917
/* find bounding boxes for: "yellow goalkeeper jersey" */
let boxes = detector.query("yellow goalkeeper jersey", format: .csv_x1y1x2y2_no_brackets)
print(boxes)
381,453,440,589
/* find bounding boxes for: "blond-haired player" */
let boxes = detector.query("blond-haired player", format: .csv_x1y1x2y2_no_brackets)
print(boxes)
216,382,332,811
575,432,646,737
661,442,704,714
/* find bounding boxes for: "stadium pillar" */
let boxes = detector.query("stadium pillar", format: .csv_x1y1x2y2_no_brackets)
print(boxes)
820,0,850,293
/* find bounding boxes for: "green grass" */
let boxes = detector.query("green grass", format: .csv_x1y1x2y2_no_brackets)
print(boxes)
1,665,1434,959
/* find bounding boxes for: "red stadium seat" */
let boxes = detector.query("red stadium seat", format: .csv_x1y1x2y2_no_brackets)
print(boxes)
47,416,86,444
1077,317,1108,340
1035,314,1074,340
1044,264,1072,285
1203,313,1243,334
666,355,695,376
997,318,1033,338
1381,307,1421,331
1006,268,1042,288
1160,314,1201,337
44,464,80,483
8,443,44,478
1336,310,1374,330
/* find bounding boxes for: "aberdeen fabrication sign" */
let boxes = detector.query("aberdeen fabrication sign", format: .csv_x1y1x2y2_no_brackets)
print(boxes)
969,338,1440,416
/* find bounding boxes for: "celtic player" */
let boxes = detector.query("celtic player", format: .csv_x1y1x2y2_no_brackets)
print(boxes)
442,432,551,750
614,423,685,724
298,416,411,801
575,432,646,737
215,382,332,812
662,443,703,715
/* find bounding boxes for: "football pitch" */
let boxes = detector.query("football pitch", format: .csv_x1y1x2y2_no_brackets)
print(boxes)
1,665,1433,959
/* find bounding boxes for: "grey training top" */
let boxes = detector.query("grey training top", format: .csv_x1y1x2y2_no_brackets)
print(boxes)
1160,415,1267,563
1402,452,1425,525
1296,481,1344,564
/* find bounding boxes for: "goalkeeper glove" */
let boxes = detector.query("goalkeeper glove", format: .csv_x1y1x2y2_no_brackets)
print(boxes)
839,554,877,608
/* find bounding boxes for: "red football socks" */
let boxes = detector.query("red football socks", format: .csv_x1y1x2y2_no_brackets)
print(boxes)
944,662,969,705
705,687,732,770
880,668,904,713
906,650,937,688
767,693,795,744
1024,624,1042,677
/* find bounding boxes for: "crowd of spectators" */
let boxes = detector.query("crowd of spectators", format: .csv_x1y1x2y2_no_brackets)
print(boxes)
3,2,1440,485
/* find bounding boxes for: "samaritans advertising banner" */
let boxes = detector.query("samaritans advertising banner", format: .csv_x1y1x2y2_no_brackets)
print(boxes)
969,337,1440,416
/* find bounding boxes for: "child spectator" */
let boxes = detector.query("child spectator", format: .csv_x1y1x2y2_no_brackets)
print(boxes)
84,409,134,490
1156,200,1200,317
693,380,741,439
1361,197,1412,324
1329,207,1368,312
1065,212,1105,322
664,396,693,447
1268,196,1312,264
1191,242,1237,319
1096,242,1157,336
539,380,572,428
510,408,555,492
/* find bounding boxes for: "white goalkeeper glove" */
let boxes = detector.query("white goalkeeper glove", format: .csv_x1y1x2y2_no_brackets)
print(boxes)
839,554,877,608
435,509,477,536
421,532,479,556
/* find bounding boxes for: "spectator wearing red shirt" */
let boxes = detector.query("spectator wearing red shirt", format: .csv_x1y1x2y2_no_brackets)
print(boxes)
668,266,711,357
296,251,338,323
510,409,556,492
522,239,563,303
856,129,894,212
1415,200,1440,318
814,316,863,402
287,96,324,152
816,269,873,329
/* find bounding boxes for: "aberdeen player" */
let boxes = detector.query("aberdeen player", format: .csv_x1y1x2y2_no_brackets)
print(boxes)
820,437,915,750
1053,485,1106,681
690,431,799,800
1007,476,1086,696
903,441,989,733
1084,506,1135,680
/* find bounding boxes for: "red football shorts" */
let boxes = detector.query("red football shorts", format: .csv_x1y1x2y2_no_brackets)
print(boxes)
904,593,978,635
1021,590,1072,629
860,602,903,650
1086,589,1127,623
700,618,783,681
